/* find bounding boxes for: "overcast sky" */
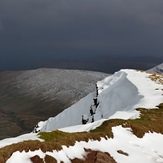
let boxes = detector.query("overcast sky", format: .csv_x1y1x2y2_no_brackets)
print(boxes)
0,0,163,70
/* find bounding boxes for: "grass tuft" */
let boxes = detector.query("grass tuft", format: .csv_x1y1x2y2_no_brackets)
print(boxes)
148,72,163,84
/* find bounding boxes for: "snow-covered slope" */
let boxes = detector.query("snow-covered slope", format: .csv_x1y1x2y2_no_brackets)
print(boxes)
37,69,163,132
1,69,163,163
148,63,163,74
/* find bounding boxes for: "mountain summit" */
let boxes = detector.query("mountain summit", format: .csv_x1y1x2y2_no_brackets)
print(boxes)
0,69,163,163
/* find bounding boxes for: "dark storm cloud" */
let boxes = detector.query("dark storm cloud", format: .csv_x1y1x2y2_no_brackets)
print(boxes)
0,0,163,69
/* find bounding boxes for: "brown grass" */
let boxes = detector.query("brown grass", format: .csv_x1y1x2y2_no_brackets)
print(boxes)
0,103,162,162
148,72,163,84
136,70,163,84
125,104,163,137
44,155,57,163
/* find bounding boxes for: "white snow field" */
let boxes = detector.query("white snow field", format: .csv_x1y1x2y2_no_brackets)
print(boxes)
0,69,163,163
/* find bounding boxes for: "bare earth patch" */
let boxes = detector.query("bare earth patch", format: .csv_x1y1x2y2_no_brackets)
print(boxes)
71,149,116,163
117,150,129,156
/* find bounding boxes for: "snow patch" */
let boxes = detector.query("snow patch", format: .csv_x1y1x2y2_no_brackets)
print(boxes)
0,133,42,149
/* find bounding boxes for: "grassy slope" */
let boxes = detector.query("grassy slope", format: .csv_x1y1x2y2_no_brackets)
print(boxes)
0,103,162,162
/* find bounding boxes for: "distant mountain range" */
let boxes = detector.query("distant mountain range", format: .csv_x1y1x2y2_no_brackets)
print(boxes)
148,63,163,74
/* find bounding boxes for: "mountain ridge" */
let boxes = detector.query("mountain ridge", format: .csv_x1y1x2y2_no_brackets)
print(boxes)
0,68,163,162
37,69,163,133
